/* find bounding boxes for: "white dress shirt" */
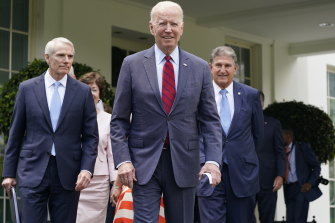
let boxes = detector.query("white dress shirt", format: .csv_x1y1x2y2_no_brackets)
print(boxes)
44,69,67,108
287,142,298,183
213,81,235,120
154,44,179,95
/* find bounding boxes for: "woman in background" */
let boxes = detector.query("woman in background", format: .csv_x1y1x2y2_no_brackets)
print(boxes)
77,72,116,223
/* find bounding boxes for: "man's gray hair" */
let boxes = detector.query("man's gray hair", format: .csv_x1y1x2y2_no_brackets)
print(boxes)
210,46,238,65
44,37,75,55
150,1,183,23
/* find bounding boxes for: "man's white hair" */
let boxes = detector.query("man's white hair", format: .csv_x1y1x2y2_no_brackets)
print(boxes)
44,37,75,55
150,1,183,23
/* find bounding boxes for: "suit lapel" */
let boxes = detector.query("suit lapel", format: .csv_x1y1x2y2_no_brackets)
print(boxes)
33,73,53,130
171,49,189,113
56,75,77,130
230,81,243,133
143,47,166,113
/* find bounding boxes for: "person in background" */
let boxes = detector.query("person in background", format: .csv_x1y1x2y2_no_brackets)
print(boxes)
1,37,98,223
282,127,322,223
110,1,222,222
253,91,285,223
197,46,264,223
77,72,116,223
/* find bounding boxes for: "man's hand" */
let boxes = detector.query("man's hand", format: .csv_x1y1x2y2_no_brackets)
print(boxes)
301,182,312,192
273,176,283,192
1,178,16,199
75,171,91,191
111,185,122,206
111,176,123,206
198,163,221,186
118,162,136,189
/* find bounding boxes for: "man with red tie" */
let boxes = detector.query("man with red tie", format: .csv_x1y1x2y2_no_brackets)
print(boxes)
110,1,222,222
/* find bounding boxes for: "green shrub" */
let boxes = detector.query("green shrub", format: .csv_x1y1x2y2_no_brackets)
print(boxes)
0,59,114,143
264,101,335,163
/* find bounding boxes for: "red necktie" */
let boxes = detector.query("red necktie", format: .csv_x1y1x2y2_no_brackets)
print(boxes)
162,56,176,114
284,145,290,183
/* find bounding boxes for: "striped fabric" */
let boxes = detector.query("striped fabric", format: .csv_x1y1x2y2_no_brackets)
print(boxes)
162,55,176,114
113,187,165,223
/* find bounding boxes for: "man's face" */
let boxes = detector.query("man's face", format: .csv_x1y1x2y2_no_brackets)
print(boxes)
210,55,238,89
150,6,183,55
282,130,293,146
44,42,74,79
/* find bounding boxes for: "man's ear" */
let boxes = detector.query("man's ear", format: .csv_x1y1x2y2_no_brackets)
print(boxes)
44,54,49,64
149,22,155,35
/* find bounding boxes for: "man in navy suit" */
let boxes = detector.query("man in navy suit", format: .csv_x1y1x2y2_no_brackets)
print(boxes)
110,1,222,222
2,37,98,223
282,127,322,223
197,46,264,223
253,91,285,223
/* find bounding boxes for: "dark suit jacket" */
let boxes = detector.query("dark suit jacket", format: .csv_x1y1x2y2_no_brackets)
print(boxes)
284,141,322,202
257,115,285,190
111,46,222,188
2,73,98,190
199,81,264,197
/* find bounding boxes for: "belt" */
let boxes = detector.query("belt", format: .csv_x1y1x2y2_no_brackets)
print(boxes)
286,181,298,185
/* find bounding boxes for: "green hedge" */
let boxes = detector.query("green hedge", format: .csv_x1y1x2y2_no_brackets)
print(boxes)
264,101,335,163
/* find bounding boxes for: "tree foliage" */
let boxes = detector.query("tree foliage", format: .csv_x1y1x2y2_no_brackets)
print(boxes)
0,59,114,143
264,101,335,163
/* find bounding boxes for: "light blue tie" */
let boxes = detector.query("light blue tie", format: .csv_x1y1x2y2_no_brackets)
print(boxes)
50,82,62,155
220,89,231,134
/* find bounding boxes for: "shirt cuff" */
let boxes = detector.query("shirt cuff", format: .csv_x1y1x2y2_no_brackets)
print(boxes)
205,161,220,168
116,161,132,169
80,170,92,176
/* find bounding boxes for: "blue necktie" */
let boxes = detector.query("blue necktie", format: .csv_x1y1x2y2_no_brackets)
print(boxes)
50,82,62,155
220,89,231,134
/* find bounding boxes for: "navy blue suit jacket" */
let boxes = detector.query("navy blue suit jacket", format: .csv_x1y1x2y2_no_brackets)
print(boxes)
111,46,222,188
2,73,98,190
200,81,264,197
284,141,322,202
257,115,285,190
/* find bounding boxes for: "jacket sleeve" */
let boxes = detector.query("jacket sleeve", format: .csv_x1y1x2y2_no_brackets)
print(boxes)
2,83,27,178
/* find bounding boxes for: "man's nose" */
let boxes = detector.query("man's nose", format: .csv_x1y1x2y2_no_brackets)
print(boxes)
64,55,71,62
165,23,172,32
220,66,227,72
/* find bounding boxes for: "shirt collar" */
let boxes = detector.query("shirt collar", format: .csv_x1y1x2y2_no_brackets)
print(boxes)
154,44,179,65
45,69,68,88
288,142,293,150
213,81,234,95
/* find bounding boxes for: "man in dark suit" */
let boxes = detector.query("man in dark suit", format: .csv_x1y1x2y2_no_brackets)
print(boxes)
253,91,285,223
197,46,264,223
282,128,322,223
2,37,98,223
110,1,222,222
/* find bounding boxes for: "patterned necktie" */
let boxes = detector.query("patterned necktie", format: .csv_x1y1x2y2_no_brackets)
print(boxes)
162,56,176,114
50,82,62,155
220,89,231,134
